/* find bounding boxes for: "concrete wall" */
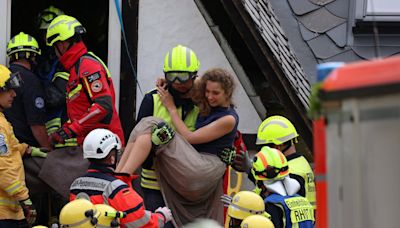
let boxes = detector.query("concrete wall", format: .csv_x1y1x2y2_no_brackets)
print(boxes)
137,0,261,133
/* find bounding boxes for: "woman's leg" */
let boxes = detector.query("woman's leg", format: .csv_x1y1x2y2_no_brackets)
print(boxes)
116,133,152,174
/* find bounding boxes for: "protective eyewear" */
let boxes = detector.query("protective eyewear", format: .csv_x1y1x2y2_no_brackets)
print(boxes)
165,72,196,84
2,72,23,91
253,165,289,179
36,11,58,27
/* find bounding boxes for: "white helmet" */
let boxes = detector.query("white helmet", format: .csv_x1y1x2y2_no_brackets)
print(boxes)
83,129,121,159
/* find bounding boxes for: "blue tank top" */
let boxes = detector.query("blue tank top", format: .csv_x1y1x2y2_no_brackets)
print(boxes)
193,106,239,156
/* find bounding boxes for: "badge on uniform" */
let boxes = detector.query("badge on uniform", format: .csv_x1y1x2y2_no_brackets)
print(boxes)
0,134,9,156
86,72,101,83
35,97,45,109
91,80,103,93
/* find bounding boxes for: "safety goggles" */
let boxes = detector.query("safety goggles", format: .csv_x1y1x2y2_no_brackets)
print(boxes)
165,72,196,84
253,165,289,179
37,11,58,28
1,72,23,91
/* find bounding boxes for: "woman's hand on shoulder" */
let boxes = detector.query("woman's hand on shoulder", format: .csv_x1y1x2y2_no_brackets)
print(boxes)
157,84,176,111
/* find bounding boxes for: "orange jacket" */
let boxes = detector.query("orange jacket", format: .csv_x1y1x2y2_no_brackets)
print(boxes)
0,113,29,220
70,164,165,227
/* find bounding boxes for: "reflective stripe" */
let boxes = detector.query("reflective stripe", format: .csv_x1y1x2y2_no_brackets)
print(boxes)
53,72,70,81
68,84,82,98
77,108,101,124
185,47,191,68
140,179,160,190
87,52,112,79
124,210,151,228
0,198,19,206
141,169,157,179
230,203,265,215
70,177,111,192
103,180,126,199
5,181,23,195
141,168,160,190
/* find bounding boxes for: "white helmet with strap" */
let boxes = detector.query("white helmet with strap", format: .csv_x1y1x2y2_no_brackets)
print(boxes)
83,128,121,159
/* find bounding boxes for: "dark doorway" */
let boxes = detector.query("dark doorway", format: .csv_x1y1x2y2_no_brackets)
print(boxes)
11,0,109,62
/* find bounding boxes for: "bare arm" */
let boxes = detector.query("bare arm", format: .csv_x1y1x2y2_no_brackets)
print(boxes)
157,86,236,144
30,125,51,149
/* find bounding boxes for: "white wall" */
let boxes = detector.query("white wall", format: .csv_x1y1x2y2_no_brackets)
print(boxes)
0,0,11,65
137,0,261,133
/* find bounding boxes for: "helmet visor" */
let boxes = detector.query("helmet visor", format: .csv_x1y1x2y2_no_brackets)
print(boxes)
3,72,23,91
165,72,195,84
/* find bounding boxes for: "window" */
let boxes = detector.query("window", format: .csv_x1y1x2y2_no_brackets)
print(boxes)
355,0,400,21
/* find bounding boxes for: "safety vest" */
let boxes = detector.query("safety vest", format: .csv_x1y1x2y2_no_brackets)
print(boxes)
288,156,317,209
266,194,314,228
140,94,199,190
45,72,78,148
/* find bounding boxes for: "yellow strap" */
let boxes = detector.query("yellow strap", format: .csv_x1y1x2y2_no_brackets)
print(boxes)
68,84,82,99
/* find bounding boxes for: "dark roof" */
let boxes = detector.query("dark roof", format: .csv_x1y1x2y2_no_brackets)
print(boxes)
267,0,400,83
243,0,311,108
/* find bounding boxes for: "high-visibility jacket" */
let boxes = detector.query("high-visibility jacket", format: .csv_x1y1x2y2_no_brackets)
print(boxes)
0,113,29,220
140,93,198,191
266,193,314,228
288,154,316,209
70,164,165,228
59,41,124,145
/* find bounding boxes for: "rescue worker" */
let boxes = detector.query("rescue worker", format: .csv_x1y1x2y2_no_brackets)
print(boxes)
35,6,77,148
220,191,270,228
59,199,98,228
70,128,172,227
240,215,274,228
117,45,200,222
234,115,316,209
46,15,124,146
251,147,314,227
4,32,50,149
0,64,48,228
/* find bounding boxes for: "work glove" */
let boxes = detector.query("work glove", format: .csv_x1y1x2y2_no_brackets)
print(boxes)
232,150,253,174
49,126,75,145
155,207,173,223
28,147,49,158
218,146,236,166
151,122,175,147
19,198,37,225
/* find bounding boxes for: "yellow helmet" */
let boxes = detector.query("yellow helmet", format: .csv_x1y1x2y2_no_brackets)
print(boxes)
94,204,125,228
32,226,48,228
37,5,64,29
7,32,41,60
241,215,275,228
251,147,289,182
59,199,99,228
46,15,86,46
256,115,299,145
163,45,200,83
228,191,266,220
0,65,22,91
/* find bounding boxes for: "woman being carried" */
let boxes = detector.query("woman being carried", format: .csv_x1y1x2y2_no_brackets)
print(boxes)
117,68,239,226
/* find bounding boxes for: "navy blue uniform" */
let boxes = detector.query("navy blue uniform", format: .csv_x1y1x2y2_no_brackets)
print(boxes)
4,64,46,147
